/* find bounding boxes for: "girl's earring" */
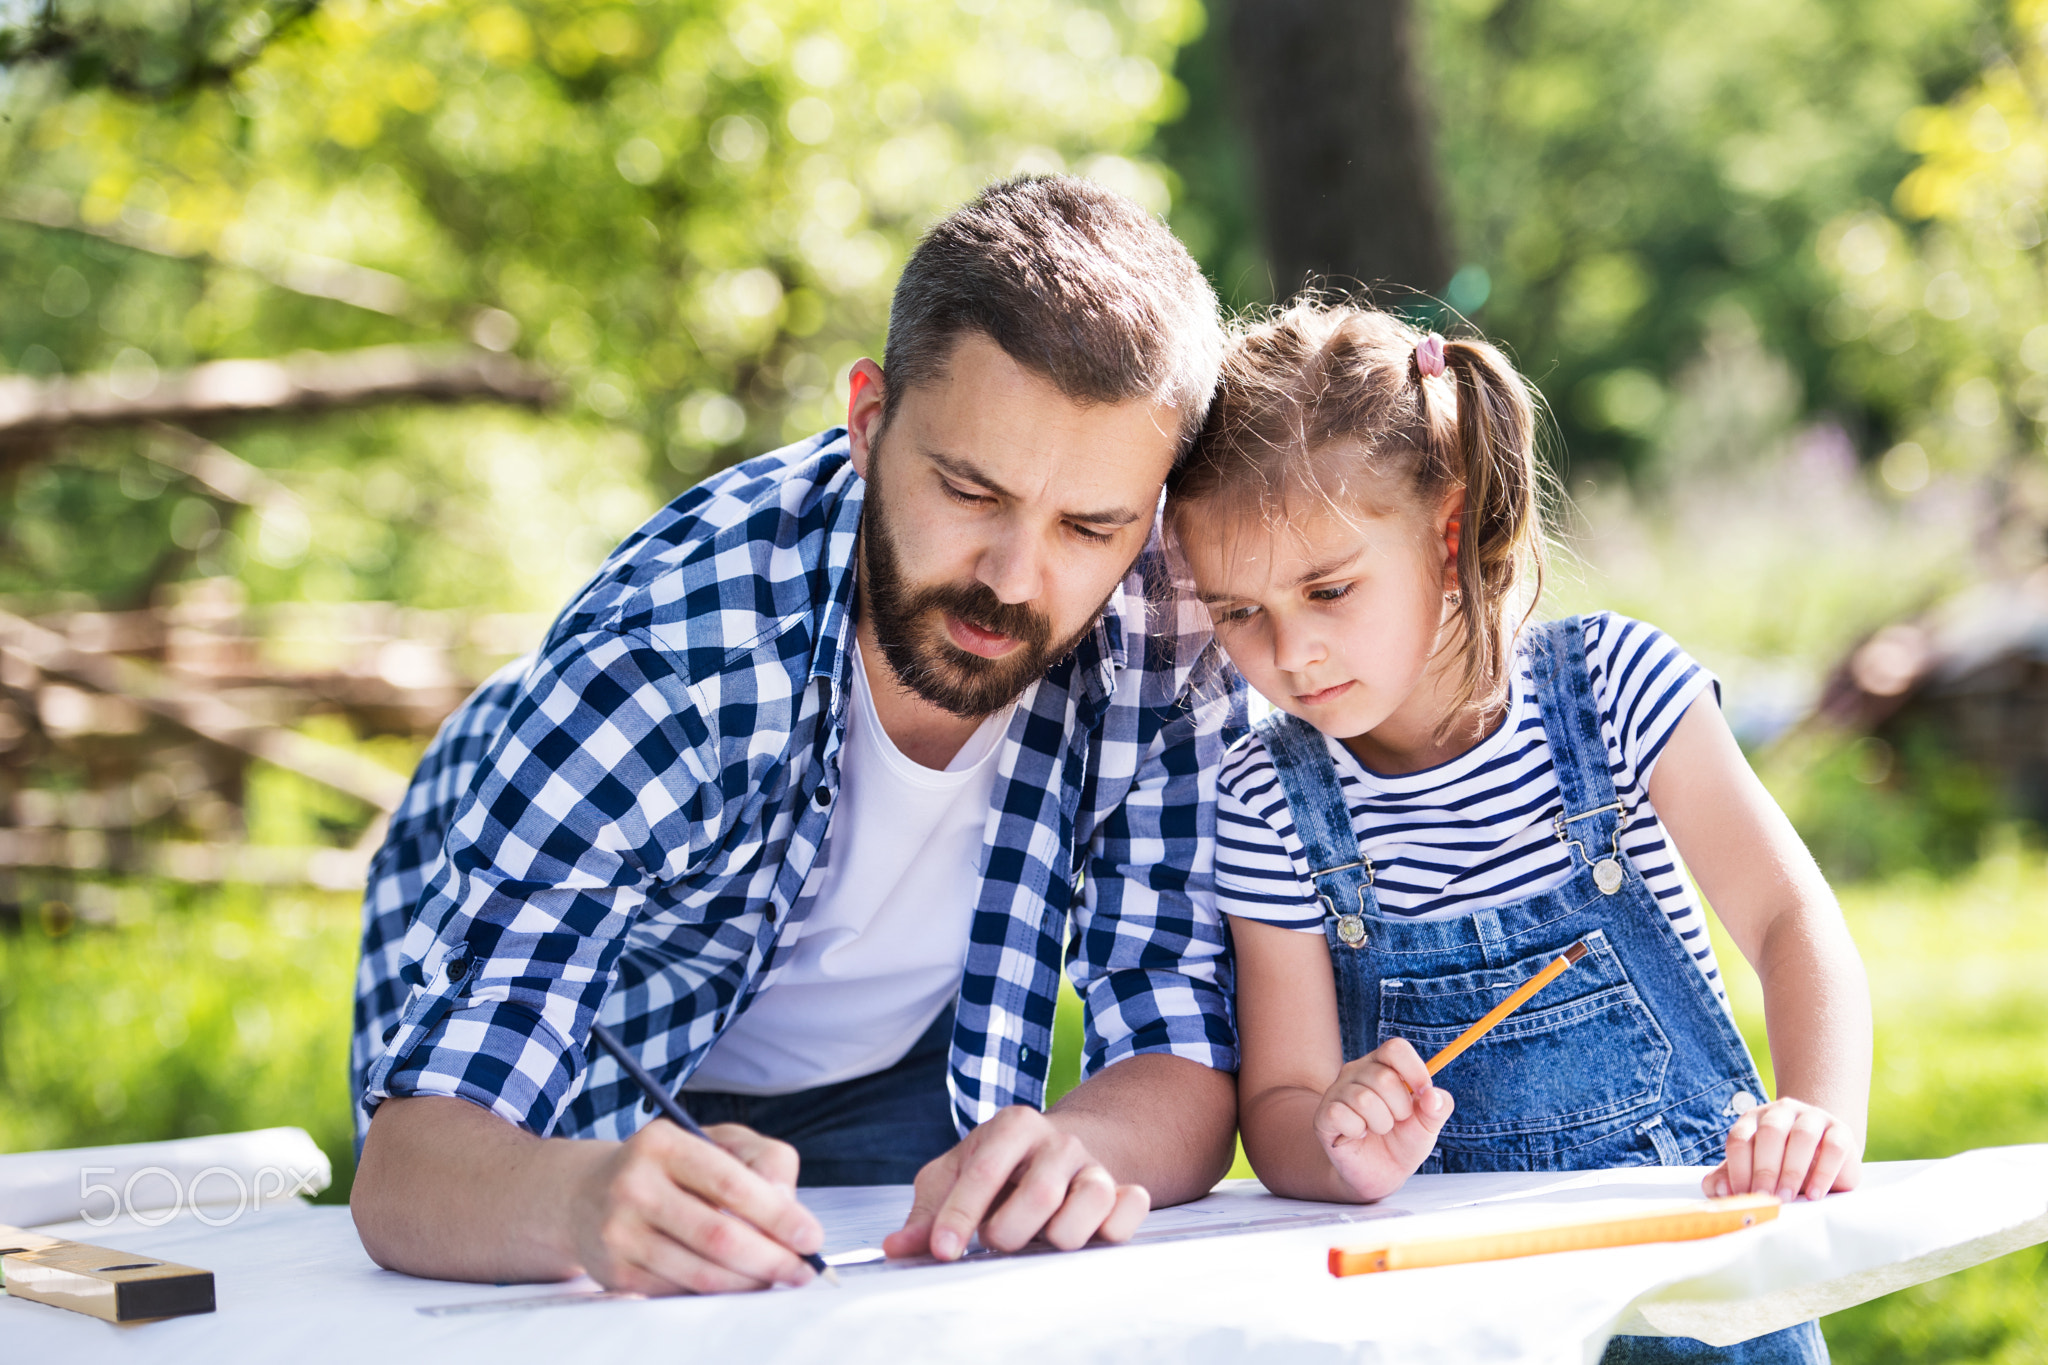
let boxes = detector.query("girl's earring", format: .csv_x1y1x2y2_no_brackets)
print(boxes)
1444,587,1463,608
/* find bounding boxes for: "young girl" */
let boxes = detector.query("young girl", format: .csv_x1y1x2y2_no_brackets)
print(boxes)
1169,301,1870,1363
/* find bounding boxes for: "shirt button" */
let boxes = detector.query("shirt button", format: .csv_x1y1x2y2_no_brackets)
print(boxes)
714,1010,727,1030
813,786,833,808
764,904,778,924
1018,1046,1031,1063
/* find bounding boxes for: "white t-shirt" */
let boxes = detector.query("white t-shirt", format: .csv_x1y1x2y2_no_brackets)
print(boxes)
684,641,1012,1095
1215,613,1729,1001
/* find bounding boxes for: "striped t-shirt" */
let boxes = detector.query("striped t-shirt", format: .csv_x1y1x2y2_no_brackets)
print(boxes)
1215,613,1727,1000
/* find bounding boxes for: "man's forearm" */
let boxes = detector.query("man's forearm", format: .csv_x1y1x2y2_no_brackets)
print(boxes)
1046,1054,1237,1206
353,1094,600,1282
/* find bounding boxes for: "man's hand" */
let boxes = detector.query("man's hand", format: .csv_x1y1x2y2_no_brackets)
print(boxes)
1313,1038,1454,1201
569,1119,826,1293
352,1096,823,1294
881,1106,1151,1261
1703,1097,1862,1203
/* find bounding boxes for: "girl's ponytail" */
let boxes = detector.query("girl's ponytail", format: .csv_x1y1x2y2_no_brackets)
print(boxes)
1435,338,1544,728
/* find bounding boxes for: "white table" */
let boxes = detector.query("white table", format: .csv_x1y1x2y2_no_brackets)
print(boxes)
6,1144,2046,1364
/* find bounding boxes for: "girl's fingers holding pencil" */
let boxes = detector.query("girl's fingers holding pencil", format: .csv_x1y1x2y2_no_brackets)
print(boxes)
1316,1093,1371,1143
1375,1037,1434,1096
1415,1085,1453,1129
1361,1060,1422,1125
1322,1072,1400,1138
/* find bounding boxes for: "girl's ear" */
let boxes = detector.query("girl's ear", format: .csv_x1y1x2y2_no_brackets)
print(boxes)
1438,485,1467,590
846,358,887,479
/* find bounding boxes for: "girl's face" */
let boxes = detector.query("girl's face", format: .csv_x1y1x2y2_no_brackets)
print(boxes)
1182,470,1466,771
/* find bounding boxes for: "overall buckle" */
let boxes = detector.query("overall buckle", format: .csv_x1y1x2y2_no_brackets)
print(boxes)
1313,858,1375,949
1553,801,1630,895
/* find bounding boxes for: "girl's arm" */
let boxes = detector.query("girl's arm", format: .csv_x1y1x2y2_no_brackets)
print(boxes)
1648,693,1873,1199
1232,915,1452,1202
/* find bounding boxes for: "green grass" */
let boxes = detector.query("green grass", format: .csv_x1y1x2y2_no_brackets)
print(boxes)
0,880,361,1203
1,851,2042,1357
1710,841,2048,1163
1712,846,2048,1362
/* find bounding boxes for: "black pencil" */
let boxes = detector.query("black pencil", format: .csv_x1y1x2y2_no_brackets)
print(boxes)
588,1020,838,1285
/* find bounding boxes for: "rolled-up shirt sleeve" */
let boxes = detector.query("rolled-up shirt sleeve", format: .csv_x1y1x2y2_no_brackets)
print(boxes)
363,628,710,1135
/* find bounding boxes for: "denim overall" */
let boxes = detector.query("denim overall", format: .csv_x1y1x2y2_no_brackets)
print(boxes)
1257,618,1825,1364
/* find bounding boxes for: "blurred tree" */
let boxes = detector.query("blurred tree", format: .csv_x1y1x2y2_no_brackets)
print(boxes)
1150,0,1266,310
0,0,1209,883
1144,0,2001,476
1812,0,2048,553
1417,0,1997,476
0,0,317,97
0,0,1203,619
1222,0,1451,304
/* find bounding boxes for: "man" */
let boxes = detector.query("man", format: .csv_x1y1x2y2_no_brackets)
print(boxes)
349,175,1245,1293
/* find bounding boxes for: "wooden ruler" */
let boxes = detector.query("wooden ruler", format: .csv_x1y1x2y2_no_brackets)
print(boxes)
1328,1193,1780,1276
0,1225,215,1322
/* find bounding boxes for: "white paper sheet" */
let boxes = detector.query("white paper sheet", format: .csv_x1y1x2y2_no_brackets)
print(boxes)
803,1178,1408,1272
4,1145,2043,1365
0,1128,331,1228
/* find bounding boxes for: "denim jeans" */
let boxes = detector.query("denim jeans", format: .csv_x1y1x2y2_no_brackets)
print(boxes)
1601,1322,1828,1364
682,1004,959,1186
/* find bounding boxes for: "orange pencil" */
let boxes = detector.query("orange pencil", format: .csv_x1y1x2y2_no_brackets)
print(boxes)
1328,1193,1779,1275
1423,940,1589,1077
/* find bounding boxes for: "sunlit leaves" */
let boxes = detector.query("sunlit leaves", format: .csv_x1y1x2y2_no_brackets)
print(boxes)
2,0,1200,615
0,0,318,98
1423,0,1994,471
1813,0,2048,489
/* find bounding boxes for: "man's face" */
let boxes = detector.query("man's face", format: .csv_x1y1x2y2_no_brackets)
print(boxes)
849,333,1181,718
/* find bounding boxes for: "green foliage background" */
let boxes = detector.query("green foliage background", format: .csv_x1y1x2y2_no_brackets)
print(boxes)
4,0,2048,1358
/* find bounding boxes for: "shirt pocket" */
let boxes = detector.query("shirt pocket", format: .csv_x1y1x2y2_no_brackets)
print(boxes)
1377,929,1671,1140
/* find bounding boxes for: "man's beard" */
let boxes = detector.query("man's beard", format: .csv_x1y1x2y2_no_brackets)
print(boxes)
860,461,1110,720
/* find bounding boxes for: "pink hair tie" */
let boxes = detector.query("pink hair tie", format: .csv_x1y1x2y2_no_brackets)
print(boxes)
1415,332,1447,379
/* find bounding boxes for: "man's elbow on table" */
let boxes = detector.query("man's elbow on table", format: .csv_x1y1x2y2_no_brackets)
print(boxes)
351,1095,588,1284
1049,1053,1240,1207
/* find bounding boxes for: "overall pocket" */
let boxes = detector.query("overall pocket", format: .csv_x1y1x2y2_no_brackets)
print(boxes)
1377,930,1671,1141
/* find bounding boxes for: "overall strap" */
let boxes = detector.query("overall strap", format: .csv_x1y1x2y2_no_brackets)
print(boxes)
1252,711,1379,936
1526,617,1629,885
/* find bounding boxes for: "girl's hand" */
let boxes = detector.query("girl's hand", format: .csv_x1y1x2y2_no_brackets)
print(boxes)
1703,1097,1863,1203
1313,1037,1455,1201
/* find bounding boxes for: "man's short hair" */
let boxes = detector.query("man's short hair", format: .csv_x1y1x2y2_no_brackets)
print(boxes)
883,174,1224,455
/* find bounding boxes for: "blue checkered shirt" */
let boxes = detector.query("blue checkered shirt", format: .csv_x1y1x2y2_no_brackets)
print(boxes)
354,430,1245,1143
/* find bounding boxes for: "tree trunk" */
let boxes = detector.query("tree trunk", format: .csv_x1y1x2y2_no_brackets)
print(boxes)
1226,0,1452,305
